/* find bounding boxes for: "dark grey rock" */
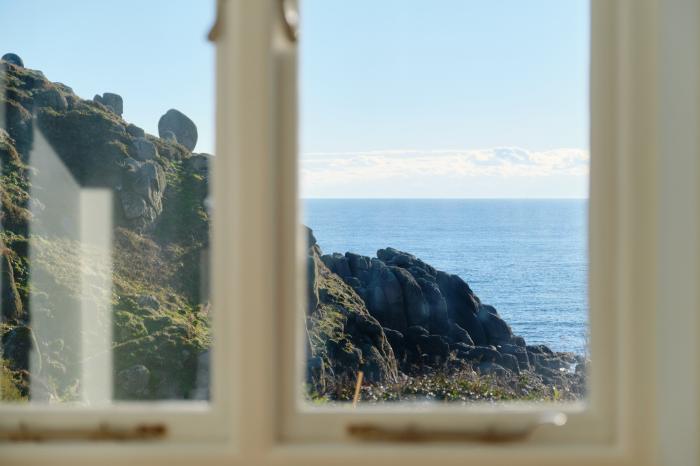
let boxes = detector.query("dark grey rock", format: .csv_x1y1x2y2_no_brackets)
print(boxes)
477,361,507,377
326,339,361,372
34,88,67,112
416,334,449,362
322,253,352,279
527,344,554,355
1,326,33,371
119,160,166,229
390,266,429,328
436,271,487,345
1,53,24,67
383,328,405,359
126,123,145,138
417,277,449,335
346,252,371,283
448,323,474,346
500,353,520,373
405,325,429,342
158,109,198,151
365,260,407,332
478,304,515,346
498,343,530,369
93,93,123,116
465,345,501,363
161,130,178,143
118,364,150,396
188,153,210,173
132,137,158,161
102,93,123,115
53,82,73,94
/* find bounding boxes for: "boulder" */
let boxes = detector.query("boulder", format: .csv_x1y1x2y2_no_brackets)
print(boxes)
119,160,166,229
1,53,24,67
346,252,371,283
416,334,449,363
322,253,352,279
390,266,430,328
436,272,487,345
448,323,474,346
93,93,123,116
126,123,145,138
498,343,530,370
1,326,34,371
405,325,430,342
500,353,520,373
383,328,405,360
34,88,67,112
365,260,407,332
161,130,178,143
131,137,158,161
188,153,211,174
158,109,198,151
465,345,501,364
417,277,449,335
118,364,150,397
479,304,515,346
477,361,508,377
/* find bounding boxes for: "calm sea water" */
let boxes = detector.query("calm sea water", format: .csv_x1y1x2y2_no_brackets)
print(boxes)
303,199,588,355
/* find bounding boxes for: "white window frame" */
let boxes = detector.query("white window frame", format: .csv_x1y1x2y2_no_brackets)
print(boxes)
3,0,700,465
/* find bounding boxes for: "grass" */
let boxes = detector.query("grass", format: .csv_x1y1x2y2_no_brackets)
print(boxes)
0,359,27,402
306,356,581,405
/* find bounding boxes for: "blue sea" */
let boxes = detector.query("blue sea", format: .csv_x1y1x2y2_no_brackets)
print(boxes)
303,199,588,355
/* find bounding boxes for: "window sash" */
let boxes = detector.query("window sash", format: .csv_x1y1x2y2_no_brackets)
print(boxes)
270,0,655,459
0,0,239,457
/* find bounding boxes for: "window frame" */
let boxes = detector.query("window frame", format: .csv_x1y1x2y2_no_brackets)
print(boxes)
3,0,700,465
268,0,659,462
0,0,239,461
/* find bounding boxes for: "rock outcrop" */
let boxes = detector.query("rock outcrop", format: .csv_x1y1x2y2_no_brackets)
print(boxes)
1,53,23,68
305,229,398,389
310,241,587,398
94,92,124,116
158,109,198,151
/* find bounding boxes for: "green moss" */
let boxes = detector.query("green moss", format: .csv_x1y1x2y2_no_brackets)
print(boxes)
0,359,27,402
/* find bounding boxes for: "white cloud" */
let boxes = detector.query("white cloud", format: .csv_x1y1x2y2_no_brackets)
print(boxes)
301,147,589,198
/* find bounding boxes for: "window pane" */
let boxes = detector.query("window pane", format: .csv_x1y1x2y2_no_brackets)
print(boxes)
0,1,214,403
301,0,589,405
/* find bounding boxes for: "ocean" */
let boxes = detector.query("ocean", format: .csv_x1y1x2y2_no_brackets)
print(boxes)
302,199,588,355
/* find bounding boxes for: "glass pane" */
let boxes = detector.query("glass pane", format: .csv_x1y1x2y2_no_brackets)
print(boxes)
0,1,214,403
301,0,589,405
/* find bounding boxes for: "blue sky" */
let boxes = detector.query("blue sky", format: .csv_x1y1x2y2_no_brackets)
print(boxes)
300,0,590,198
1,0,589,198
0,0,216,153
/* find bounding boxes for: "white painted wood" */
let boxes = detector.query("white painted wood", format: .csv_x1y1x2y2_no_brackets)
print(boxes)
3,0,700,464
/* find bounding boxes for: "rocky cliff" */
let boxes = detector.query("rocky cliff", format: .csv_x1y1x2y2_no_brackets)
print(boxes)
305,233,586,402
0,54,211,401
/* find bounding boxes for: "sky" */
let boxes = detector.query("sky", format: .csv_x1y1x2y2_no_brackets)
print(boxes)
300,0,590,198
0,0,216,154
1,0,589,198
